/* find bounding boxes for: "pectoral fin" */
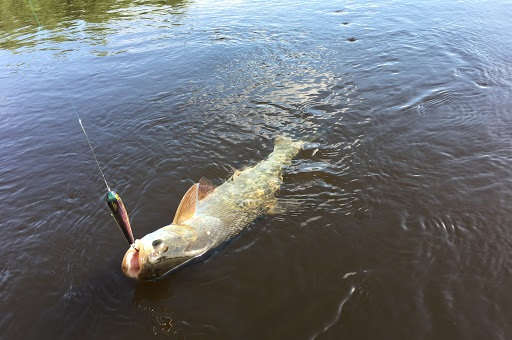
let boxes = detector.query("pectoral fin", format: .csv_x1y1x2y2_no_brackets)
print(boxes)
173,179,216,224
173,183,199,224
267,198,301,215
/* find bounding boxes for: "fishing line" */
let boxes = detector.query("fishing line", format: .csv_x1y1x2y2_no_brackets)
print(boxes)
76,112,136,245
77,114,111,192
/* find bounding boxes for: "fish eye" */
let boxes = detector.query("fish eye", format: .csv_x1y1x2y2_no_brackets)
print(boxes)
152,239,163,248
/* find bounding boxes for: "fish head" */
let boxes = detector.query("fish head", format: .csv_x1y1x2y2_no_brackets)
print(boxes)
121,224,208,280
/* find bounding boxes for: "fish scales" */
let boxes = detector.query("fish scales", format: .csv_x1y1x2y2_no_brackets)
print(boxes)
122,137,303,280
199,137,303,237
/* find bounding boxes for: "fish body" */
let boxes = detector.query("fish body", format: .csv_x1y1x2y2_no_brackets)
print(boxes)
122,137,303,280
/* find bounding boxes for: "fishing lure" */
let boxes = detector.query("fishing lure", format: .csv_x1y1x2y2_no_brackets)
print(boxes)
78,116,135,245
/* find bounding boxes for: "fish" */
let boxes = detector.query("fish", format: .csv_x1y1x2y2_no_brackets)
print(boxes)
121,136,304,280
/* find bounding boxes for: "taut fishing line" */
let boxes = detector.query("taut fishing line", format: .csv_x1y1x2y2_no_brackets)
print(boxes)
76,113,135,244
77,114,111,191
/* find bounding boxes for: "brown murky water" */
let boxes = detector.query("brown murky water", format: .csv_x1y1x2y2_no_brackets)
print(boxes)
2,0,512,338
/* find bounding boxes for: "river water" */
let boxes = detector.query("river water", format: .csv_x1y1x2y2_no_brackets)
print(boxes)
2,0,512,339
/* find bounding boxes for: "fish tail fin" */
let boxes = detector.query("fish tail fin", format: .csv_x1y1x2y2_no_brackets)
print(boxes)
272,136,304,162
275,135,304,150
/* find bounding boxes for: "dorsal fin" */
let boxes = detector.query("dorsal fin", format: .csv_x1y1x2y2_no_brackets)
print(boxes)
198,177,215,200
172,183,199,224
228,165,241,180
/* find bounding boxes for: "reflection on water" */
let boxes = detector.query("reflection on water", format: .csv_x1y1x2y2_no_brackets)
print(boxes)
2,0,512,339
0,0,189,51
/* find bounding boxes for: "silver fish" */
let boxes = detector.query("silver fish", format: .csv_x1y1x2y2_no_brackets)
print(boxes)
122,136,303,280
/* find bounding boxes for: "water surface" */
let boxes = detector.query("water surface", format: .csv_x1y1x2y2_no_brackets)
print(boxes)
2,0,512,339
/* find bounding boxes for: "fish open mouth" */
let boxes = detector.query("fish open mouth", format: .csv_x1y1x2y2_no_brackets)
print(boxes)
121,244,141,279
